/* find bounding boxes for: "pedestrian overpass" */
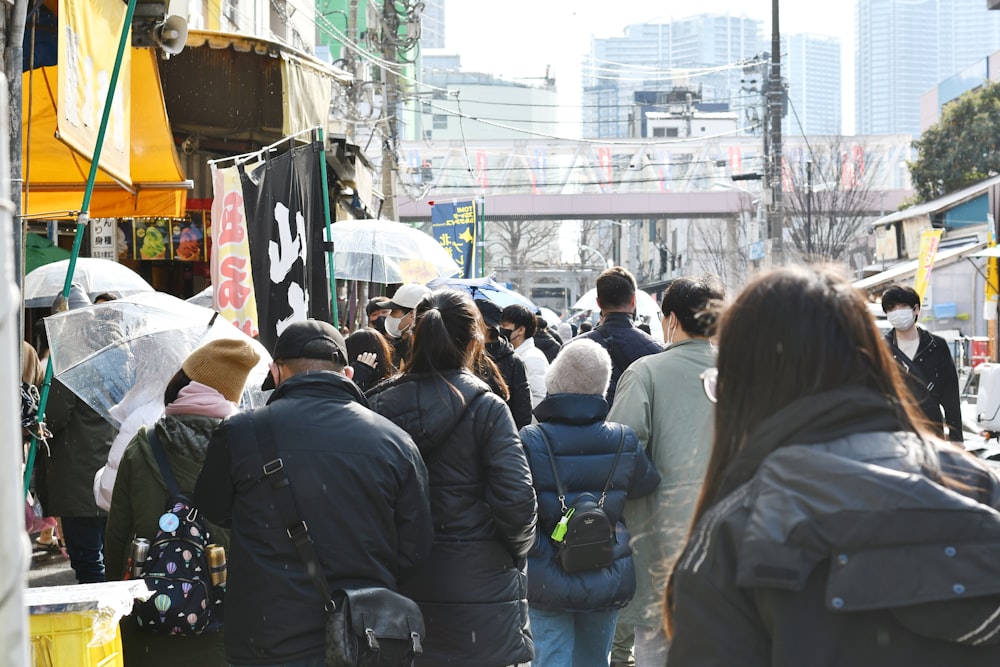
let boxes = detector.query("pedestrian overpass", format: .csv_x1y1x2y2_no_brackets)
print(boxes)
395,134,915,222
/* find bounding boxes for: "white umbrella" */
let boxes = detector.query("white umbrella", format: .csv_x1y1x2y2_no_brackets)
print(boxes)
328,219,460,284
24,258,153,308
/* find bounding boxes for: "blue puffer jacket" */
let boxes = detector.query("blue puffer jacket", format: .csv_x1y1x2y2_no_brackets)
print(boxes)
520,394,661,612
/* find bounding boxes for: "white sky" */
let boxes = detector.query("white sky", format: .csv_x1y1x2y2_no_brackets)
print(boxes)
443,1,857,135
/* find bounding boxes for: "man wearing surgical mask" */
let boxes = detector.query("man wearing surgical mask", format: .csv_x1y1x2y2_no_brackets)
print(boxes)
384,283,432,367
882,284,963,442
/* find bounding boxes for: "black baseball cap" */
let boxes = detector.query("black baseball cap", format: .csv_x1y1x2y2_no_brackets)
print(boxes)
366,296,392,317
474,299,502,330
261,320,348,390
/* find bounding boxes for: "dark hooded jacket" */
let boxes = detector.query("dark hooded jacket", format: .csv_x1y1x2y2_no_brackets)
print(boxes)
534,328,562,363
105,414,230,667
884,327,964,441
41,379,116,517
519,394,660,612
486,338,533,429
367,370,538,667
669,386,1000,667
194,372,433,665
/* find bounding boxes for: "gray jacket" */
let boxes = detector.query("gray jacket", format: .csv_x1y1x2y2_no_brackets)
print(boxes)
608,338,715,627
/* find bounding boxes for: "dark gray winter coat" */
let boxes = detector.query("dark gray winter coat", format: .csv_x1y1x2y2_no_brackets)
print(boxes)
669,386,1000,666
368,370,538,667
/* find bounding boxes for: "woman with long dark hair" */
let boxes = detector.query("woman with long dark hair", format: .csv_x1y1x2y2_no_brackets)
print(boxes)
367,289,537,667
665,265,1000,666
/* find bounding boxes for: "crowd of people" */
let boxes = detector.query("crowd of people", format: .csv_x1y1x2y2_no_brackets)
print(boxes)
20,262,1000,667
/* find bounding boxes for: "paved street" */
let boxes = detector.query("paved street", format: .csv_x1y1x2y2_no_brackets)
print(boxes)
25,544,76,588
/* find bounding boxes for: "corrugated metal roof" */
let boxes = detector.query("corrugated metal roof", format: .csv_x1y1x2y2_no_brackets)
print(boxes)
870,174,1000,227
185,30,352,85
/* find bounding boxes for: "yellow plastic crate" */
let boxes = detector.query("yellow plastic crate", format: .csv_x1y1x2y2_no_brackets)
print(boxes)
29,611,123,667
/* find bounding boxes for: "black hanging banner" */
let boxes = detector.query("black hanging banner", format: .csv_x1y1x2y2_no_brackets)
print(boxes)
240,142,331,353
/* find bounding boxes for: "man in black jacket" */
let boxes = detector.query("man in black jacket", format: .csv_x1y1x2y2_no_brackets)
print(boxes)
194,320,433,666
475,299,533,428
882,284,964,442
578,266,663,406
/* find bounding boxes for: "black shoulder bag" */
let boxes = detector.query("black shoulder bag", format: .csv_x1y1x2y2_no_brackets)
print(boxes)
247,412,425,667
536,425,627,573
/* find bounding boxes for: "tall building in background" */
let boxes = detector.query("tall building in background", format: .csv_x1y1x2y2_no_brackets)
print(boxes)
421,0,445,49
856,0,1000,136
783,33,841,136
582,15,762,139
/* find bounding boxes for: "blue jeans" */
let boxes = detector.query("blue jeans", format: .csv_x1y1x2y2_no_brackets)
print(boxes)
529,606,618,667
61,516,106,583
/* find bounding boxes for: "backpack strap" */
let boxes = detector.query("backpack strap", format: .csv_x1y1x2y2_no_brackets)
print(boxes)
147,426,182,500
536,426,568,512
246,411,334,610
598,428,628,508
536,424,627,511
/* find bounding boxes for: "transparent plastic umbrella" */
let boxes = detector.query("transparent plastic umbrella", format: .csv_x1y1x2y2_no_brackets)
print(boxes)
24,258,154,308
328,219,460,284
44,292,271,429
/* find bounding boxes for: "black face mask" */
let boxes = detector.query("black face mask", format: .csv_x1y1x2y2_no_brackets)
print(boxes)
498,327,514,341
371,316,387,334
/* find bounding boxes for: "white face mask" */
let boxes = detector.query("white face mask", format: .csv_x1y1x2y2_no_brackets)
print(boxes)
887,308,916,331
663,314,676,346
384,314,404,339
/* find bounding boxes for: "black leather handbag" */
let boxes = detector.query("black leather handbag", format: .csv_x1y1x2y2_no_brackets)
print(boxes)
249,413,425,667
325,587,424,667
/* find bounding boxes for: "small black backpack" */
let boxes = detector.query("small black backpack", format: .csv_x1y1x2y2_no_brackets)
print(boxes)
538,426,626,573
132,428,224,635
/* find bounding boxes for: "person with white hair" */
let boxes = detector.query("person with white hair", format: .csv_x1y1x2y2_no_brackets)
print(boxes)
519,339,660,667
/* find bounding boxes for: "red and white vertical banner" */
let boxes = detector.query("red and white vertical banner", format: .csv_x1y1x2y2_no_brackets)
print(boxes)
210,163,260,338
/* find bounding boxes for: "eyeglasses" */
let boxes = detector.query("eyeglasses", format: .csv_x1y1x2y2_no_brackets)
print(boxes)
700,367,718,403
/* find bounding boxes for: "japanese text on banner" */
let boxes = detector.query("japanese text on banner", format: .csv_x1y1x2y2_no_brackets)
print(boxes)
210,164,259,337
431,201,476,279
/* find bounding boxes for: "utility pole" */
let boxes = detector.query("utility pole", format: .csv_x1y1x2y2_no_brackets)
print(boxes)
379,0,398,221
767,0,784,266
806,159,813,256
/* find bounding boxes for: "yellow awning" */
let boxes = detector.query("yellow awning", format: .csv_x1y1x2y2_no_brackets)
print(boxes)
22,48,191,219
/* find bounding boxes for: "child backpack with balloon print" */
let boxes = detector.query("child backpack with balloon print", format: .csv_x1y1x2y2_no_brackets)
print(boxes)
133,429,224,635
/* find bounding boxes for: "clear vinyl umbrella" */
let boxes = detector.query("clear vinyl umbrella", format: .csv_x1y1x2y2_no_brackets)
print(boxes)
44,291,271,429
24,257,154,308
328,218,460,284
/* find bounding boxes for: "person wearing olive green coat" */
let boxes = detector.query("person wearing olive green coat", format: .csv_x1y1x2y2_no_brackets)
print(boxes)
607,276,724,666
104,339,259,667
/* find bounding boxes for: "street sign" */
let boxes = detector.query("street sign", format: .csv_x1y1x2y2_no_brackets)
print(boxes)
748,240,765,261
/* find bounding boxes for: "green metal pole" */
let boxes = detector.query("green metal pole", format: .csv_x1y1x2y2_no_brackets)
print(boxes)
317,127,339,326
24,0,139,496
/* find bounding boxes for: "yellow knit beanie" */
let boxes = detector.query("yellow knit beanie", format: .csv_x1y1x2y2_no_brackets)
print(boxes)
181,338,260,403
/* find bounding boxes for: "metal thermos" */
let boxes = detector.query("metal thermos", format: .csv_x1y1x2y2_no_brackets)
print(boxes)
129,538,150,579
207,544,227,587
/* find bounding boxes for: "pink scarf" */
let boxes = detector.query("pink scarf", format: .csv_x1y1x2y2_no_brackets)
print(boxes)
164,381,238,419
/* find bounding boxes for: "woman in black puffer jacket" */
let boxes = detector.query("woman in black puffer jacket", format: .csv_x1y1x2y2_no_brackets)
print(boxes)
367,289,538,667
